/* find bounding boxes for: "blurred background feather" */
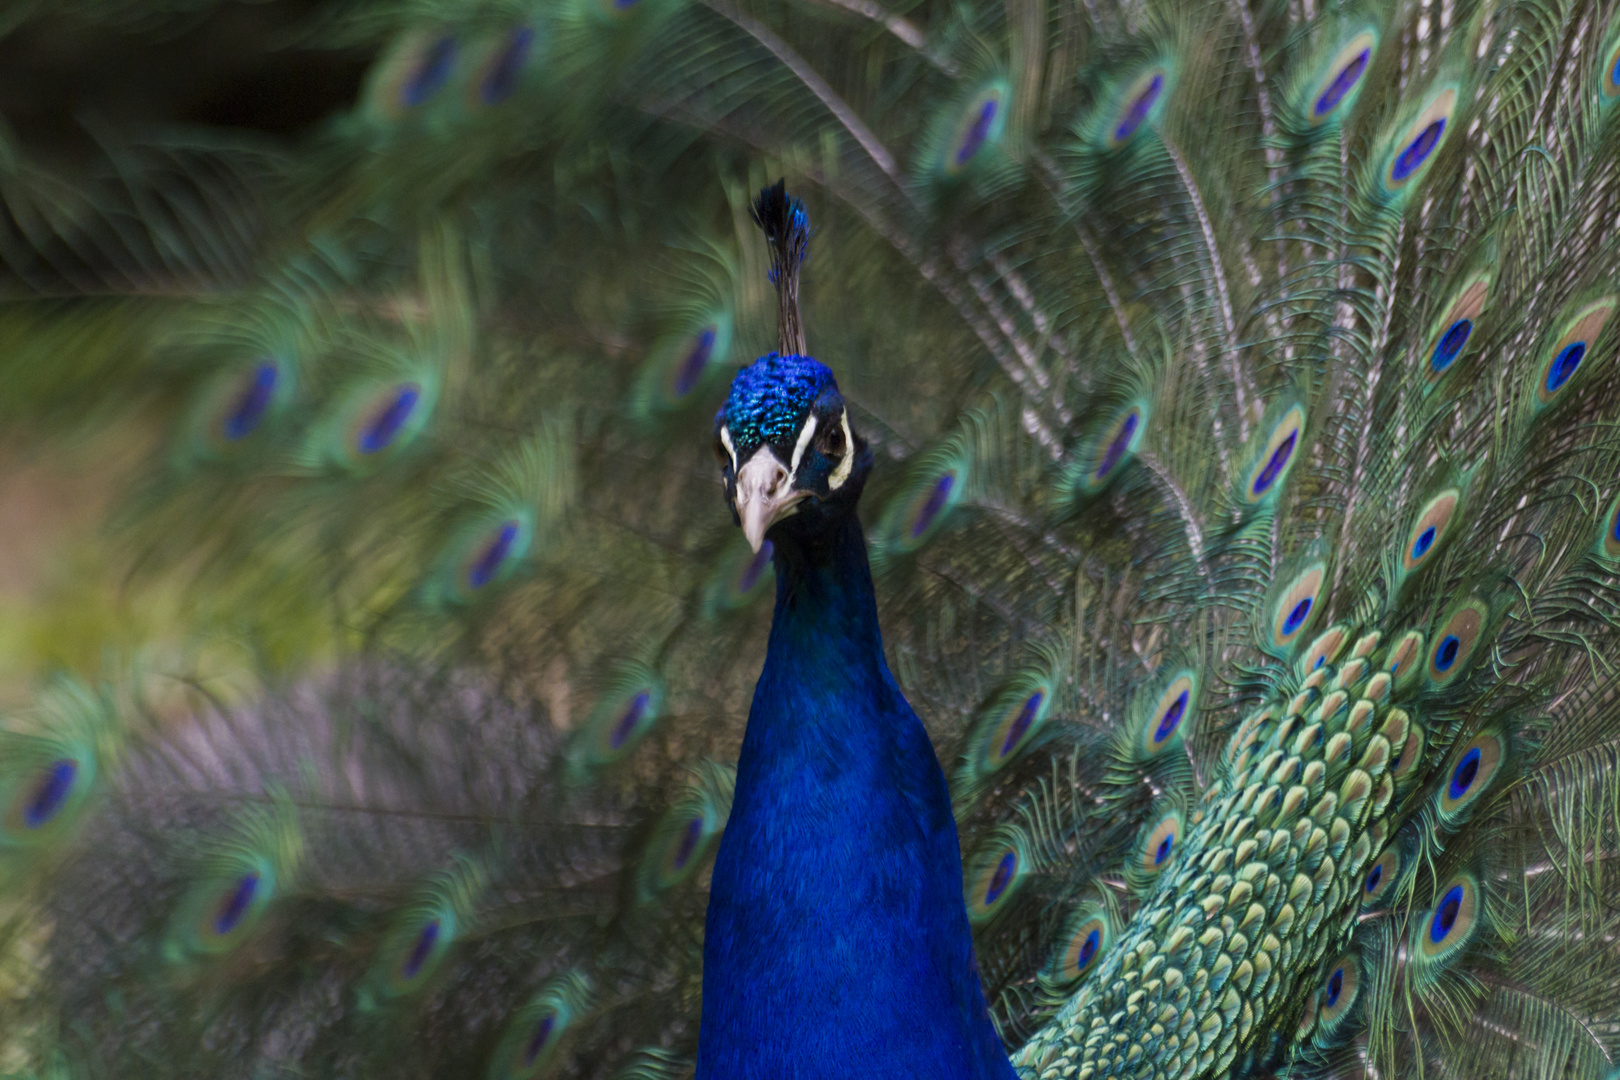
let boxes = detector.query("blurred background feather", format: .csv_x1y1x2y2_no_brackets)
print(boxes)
1,0,1619,1077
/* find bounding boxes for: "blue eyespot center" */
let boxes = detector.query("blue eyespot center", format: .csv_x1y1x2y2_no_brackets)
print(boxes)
737,540,774,594
1252,431,1297,495
1434,634,1460,672
673,326,718,397
402,919,441,980
609,691,653,750
1430,884,1464,942
1154,691,1188,743
1325,967,1344,1007
1314,49,1369,116
480,27,535,105
1432,318,1472,372
1364,864,1383,894
672,815,704,870
1448,746,1481,800
224,362,279,441
1392,118,1445,182
1096,411,1140,479
358,384,421,454
402,37,457,108
1545,342,1586,393
1000,692,1044,758
1154,832,1174,866
984,851,1017,904
955,97,1000,166
1076,927,1100,969
1411,525,1436,560
23,760,77,828
214,872,261,935
467,521,522,590
1282,597,1313,637
1114,74,1164,143
523,1014,557,1066
911,472,956,538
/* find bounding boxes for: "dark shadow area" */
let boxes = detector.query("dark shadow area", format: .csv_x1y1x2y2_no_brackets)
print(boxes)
0,2,372,163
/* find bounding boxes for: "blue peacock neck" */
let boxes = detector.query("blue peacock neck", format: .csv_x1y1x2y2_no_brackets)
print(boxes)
697,509,1018,1080
763,512,885,685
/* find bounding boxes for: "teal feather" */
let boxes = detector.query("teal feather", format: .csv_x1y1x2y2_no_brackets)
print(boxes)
7,0,1620,1077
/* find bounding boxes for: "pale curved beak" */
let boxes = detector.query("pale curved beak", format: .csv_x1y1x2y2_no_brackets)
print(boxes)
734,447,808,553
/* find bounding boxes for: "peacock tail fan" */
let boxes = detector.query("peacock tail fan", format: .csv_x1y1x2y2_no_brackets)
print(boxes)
4,0,1620,1075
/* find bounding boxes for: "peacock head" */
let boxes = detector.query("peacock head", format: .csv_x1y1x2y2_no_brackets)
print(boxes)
714,353,871,552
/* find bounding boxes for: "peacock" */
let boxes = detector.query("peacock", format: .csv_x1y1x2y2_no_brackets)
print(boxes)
1,0,1619,1077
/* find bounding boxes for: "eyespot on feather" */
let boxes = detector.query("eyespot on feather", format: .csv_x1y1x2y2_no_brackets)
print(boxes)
487,973,592,1080
875,439,973,558
365,30,461,120
1426,599,1489,687
314,373,441,473
468,26,540,108
1599,492,1620,561
966,831,1029,924
940,81,1010,176
1421,272,1492,384
186,358,294,460
1104,65,1170,148
1435,731,1504,824
359,902,459,1009
1314,953,1360,1039
1074,402,1149,498
1533,299,1614,408
572,675,666,768
1244,404,1306,503
163,860,279,964
425,513,538,608
1362,845,1401,907
1268,563,1326,652
1043,903,1112,989
1307,31,1377,124
4,759,83,838
1382,86,1457,194
1399,489,1461,580
1414,872,1482,973
704,537,776,616
1138,670,1197,757
1599,30,1620,104
973,680,1055,776
1,751,96,851
636,769,731,902
1132,809,1181,887
634,316,735,418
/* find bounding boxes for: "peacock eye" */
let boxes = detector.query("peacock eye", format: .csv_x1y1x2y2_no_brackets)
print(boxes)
713,436,729,469
816,422,846,461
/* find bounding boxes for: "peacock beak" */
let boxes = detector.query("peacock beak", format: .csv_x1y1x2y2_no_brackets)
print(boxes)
734,447,808,553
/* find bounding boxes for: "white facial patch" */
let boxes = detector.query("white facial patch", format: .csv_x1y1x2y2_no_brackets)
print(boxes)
789,414,818,474
827,409,855,490
720,425,738,469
